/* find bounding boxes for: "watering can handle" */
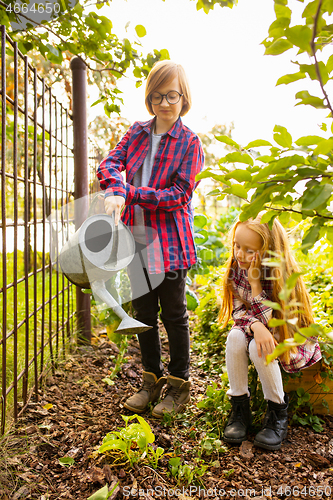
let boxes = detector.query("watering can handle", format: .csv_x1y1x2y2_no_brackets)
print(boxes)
87,192,105,218
109,212,119,266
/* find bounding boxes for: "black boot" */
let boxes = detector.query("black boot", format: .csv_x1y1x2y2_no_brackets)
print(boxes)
223,393,252,445
254,394,289,451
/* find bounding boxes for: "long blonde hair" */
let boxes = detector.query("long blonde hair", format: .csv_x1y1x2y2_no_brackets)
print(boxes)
219,214,314,360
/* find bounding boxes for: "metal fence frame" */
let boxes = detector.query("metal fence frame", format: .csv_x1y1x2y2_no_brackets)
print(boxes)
0,26,92,434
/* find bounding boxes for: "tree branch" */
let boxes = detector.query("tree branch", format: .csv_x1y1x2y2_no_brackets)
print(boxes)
88,59,126,76
0,1,127,77
264,205,333,220
310,0,333,118
258,174,333,184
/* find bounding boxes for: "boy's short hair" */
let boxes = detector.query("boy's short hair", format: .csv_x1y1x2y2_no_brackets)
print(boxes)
145,60,192,117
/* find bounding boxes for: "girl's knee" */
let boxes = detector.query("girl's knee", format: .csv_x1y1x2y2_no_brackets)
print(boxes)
226,328,247,351
249,339,260,362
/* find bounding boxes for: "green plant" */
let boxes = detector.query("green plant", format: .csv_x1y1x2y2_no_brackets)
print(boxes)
102,336,129,386
198,0,333,253
148,446,165,469
199,436,227,457
196,374,231,435
289,387,325,432
168,456,208,486
192,266,229,374
261,253,333,365
58,456,75,467
185,275,200,311
98,415,164,469
87,482,119,500
190,211,239,279
191,213,215,277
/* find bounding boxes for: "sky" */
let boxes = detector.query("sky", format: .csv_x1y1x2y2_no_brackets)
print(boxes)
92,0,331,147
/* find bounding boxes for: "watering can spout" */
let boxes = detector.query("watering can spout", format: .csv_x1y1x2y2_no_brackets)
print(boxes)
91,281,152,335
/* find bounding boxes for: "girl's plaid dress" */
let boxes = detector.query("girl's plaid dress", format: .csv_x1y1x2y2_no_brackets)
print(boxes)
231,264,322,373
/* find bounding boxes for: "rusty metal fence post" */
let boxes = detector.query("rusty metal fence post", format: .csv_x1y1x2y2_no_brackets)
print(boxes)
70,57,91,343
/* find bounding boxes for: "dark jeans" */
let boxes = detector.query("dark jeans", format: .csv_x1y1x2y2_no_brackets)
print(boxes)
128,245,190,380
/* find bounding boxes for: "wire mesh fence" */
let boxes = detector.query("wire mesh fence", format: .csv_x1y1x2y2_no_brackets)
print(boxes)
0,26,77,435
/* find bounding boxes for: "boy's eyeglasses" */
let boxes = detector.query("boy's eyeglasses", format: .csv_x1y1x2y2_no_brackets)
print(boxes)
149,91,183,105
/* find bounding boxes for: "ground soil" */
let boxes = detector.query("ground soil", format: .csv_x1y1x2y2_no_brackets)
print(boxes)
0,323,333,500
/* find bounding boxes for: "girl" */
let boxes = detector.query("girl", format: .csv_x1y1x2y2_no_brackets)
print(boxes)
97,61,204,418
219,214,321,450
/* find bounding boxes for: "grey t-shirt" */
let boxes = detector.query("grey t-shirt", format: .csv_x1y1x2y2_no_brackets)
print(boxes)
132,130,164,244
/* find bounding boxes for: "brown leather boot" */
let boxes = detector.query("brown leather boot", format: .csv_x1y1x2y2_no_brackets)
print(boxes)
152,375,190,418
124,371,167,413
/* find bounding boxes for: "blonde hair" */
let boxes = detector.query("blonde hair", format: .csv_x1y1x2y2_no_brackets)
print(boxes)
145,60,191,116
219,213,314,362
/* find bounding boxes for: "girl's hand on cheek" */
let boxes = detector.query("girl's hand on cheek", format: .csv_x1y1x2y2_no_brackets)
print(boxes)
248,252,262,286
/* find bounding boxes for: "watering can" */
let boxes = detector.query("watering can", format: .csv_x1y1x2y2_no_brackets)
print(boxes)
58,200,152,335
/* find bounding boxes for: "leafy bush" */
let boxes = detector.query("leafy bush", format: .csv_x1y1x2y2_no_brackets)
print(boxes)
193,246,333,431
98,414,164,468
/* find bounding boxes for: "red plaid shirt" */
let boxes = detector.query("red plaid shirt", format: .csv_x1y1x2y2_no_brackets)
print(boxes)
231,265,321,373
97,117,204,273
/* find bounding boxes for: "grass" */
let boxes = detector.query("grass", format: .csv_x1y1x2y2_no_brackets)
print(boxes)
0,251,76,433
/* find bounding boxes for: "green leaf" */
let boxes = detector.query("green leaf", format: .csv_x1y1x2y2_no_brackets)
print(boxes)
286,272,303,290
278,211,290,225
159,48,170,60
256,155,275,163
263,300,282,311
295,91,326,109
98,439,126,453
224,152,253,166
268,16,291,37
194,213,208,230
299,325,323,338
224,169,252,182
46,43,59,57
293,332,306,344
285,25,312,52
266,337,302,364
265,38,293,56
194,230,208,245
313,138,333,155
273,125,293,148
327,54,333,73
300,62,329,85
302,1,318,19
186,289,200,311
155,447,165,458
224,185,248,199
87,485,109,500
137,416,155,444
133,67,142,78
302,225,321,253
260,210,278,228
135,25,147,37
274,3,292,19
59,456,75,467
198,248,214,262
302,184,333,210
276,71,306,85
268,318,286,327
245,139,273,148
295,135,326,146
215,135,240,149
